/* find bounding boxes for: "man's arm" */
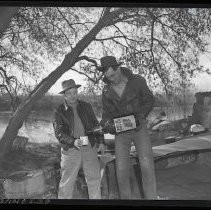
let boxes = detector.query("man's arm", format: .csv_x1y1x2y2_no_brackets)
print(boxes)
101,89,115,125
138,76,154,118
53,110,75,147
100,89,117,134
88,103,100,127
88,103,104,144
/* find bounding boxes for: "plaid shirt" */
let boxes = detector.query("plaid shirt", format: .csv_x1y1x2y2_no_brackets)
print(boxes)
53,100,104,150
101,67,154,126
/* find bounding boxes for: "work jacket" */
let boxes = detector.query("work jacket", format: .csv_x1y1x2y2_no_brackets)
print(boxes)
53,99,104,151
101,67,154,129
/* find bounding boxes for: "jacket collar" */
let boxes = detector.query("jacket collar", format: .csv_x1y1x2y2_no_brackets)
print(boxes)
64,99,81,111
102,67,134,84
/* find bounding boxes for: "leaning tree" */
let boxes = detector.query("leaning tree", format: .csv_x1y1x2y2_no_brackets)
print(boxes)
0,6,211,159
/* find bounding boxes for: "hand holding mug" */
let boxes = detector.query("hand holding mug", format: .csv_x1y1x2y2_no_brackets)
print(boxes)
74,138,83,149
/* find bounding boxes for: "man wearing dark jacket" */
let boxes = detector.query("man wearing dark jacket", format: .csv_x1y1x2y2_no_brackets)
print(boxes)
98,56,157,199
53,79,104,199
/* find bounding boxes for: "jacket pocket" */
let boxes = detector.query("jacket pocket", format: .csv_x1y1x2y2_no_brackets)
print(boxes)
60,143,70,151
61,146,77,155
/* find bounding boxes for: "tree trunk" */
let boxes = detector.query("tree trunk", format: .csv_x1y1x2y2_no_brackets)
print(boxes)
0,7,19,38
0,17,106,160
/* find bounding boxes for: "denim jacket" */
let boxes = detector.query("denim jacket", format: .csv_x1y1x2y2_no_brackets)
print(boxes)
101,67,154,127
53,100,104,150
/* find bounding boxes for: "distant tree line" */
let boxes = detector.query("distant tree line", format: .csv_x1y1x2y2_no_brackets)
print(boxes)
0,92,196,117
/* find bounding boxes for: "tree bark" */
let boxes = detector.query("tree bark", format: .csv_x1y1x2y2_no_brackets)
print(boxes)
0,7,19,38
0,15,107,160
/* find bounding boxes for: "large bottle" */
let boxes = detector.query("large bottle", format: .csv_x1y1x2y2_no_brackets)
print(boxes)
87,114,141,135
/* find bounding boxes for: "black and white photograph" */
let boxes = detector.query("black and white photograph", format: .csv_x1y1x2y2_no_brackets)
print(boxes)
1,2,211,206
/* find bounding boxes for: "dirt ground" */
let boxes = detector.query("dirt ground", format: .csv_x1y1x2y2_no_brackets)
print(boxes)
156,161,211,200
1,143,211,200
0,143,60,199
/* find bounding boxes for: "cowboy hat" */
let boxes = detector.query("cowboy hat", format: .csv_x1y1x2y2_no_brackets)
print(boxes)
59,79,81,94
97,56,123,72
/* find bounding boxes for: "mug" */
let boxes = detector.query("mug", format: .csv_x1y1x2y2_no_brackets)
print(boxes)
80,136,89,146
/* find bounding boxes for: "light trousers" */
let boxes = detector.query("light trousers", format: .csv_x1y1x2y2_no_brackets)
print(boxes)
58,142,101,199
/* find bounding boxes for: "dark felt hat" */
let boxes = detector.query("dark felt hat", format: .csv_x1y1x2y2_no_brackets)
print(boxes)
59,79,81,94
97,56,122,72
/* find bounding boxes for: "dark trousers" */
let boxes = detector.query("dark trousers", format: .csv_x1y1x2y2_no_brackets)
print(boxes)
115,120,157,199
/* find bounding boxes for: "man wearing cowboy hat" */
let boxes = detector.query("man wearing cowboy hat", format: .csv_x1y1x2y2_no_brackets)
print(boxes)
53,79,104,199
97,56,157,199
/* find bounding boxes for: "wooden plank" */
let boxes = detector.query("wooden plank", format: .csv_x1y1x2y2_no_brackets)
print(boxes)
153,132,211,158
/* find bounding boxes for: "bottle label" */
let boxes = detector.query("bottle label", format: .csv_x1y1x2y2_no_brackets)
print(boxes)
113,115,137,133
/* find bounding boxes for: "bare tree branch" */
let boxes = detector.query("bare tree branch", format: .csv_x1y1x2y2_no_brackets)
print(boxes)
152,55,169,94
112,39,129,51
56,8,75,30
113,24,131,46
94,35,126,41
45,17,73,49
0,52,10,59
156,18,181,36
108,8,136,24
70,67,96,83
98,7,132,27
0,66,20,111
154,38,181,67
77,55,98,67
146,9,155,51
